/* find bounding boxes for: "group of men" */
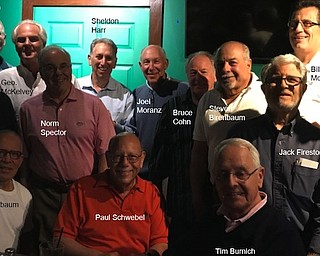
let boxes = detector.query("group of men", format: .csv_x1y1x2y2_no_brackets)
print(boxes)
188,1,320,256
1,0,320,255
0,17,187,256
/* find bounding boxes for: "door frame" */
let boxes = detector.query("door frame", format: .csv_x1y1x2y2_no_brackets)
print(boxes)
22,0,163,45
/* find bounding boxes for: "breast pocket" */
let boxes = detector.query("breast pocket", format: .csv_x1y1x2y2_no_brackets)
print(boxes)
291,164,320,198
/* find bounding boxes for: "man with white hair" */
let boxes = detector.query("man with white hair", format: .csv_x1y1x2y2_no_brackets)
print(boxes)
228,53,320,255
0,20,47,120
208,138,305,256
0,19,80,121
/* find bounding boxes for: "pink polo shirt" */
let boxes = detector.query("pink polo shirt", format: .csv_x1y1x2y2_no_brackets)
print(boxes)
20,86,115,182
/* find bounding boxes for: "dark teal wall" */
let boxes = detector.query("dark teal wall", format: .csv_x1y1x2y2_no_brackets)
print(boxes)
163,0,187,81
0,0,22,66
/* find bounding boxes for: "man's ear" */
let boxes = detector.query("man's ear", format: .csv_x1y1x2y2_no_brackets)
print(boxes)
113,57,118,68
164,58,169,70
261,83,267,95
247,58,252,70
88,54,92,66
139,151,146,168
302,83,307,94
258,167,265,189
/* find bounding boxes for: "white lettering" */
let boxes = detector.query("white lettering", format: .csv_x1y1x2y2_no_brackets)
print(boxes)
136,98,152,105
279,149,295,156
137,107,162,114
230,248,256,254
208,105,227,112
112,214,146,221
297,149,320,155
40,129,67,137
95,213,111,220
40,120,60,127
173,118,191,125
208,115,246,121
173,109,193,116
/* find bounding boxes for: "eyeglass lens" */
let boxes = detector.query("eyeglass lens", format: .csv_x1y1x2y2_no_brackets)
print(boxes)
0,149,23,160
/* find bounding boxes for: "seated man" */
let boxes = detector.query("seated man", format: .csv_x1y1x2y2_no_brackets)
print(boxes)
54,133,168,256
0,130,33,254
209,138,305,256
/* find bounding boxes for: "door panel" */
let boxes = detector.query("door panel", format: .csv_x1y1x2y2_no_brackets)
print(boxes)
34,6,149,90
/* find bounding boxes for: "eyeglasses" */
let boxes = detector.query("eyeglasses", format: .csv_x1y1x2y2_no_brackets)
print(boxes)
287,19,320,29
110,153,143,163
42,63,71,73
0,149,23,160
16,36,40,43
214,167,259,182
266,75,302,87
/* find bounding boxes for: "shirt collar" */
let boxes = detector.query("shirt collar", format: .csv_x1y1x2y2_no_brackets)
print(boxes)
145,73,170,90
216,72,257,94
82,76,118,92
17,63,42,88
217,191,268,233
265,108,300,135
94,171,145,194
43,85,78,104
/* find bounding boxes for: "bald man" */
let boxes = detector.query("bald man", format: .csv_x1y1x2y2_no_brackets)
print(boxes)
55,133,168,256
128,45,189,179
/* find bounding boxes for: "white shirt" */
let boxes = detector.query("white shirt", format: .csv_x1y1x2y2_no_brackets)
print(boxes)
0,65,81,121
299,51,320,126
193,72,267,183
0,180,32,251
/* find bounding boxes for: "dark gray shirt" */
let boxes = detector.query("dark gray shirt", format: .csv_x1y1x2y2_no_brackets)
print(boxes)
228,109,320,253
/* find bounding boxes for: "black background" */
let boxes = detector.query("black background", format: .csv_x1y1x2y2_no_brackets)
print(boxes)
186,0,295,63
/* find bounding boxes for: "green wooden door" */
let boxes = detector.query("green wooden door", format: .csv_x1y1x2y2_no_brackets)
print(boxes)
34,6,150,90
